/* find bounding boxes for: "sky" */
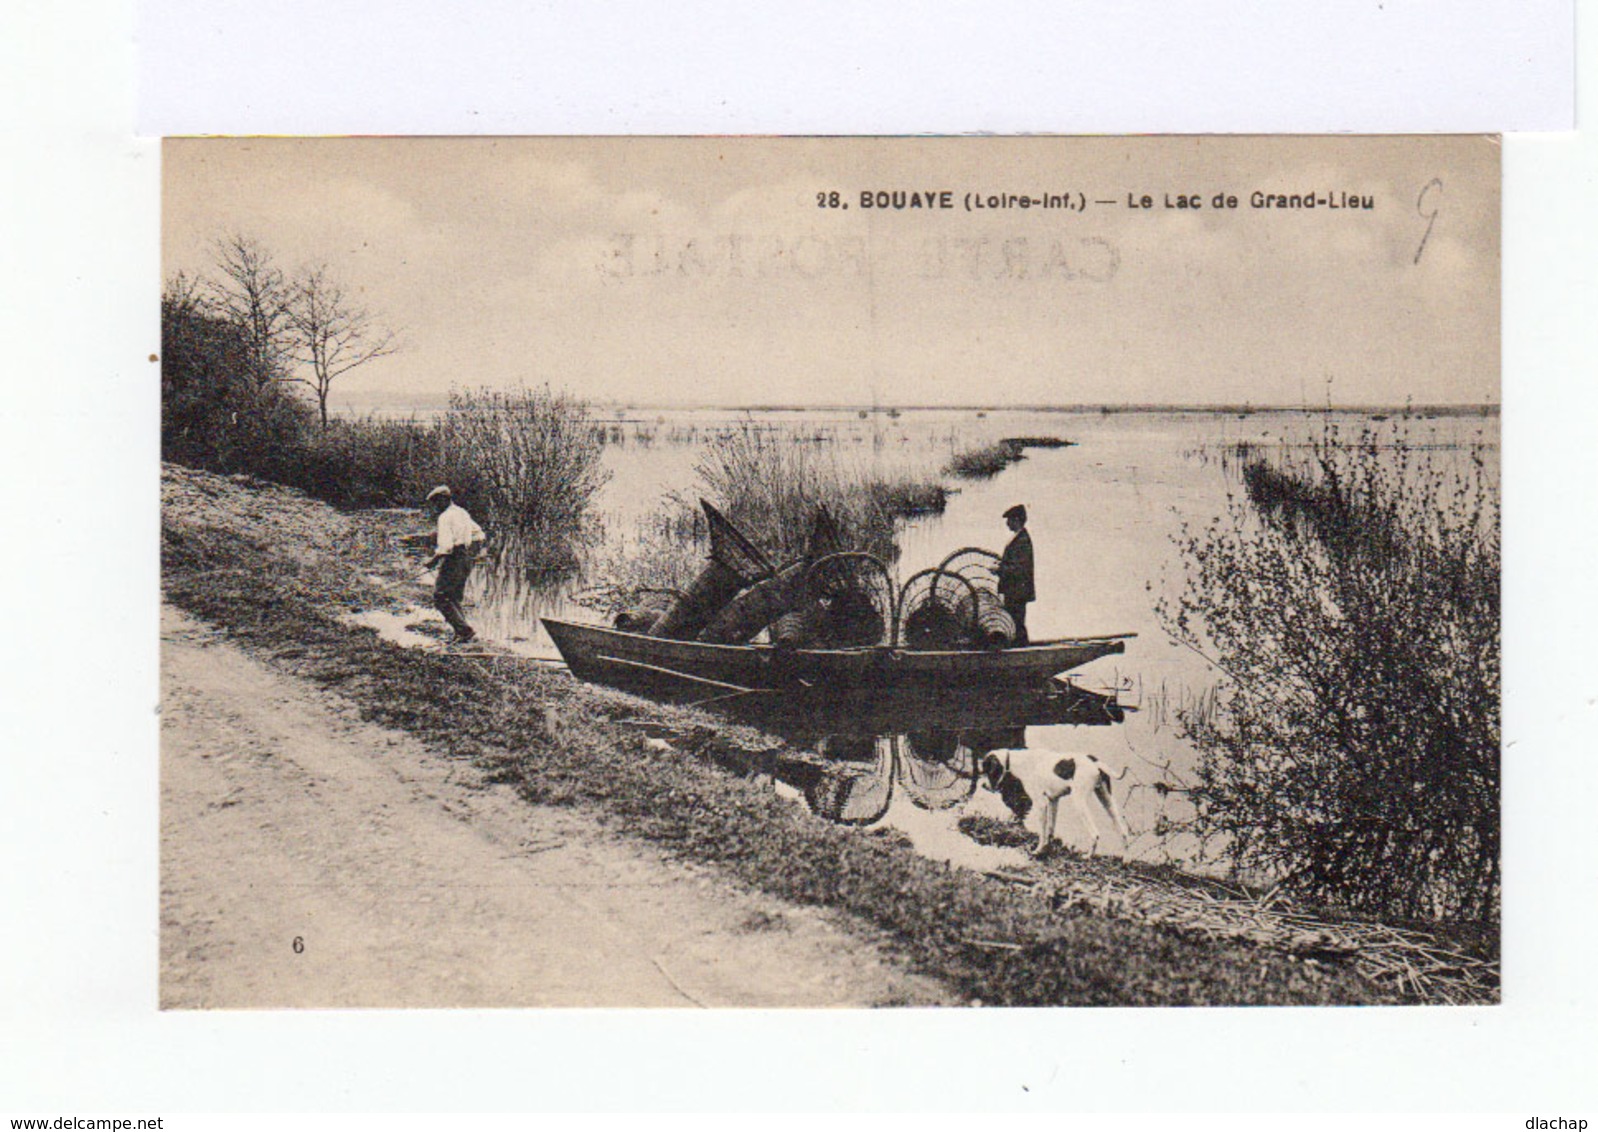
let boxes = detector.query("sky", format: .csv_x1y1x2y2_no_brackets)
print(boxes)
163,136,1500,410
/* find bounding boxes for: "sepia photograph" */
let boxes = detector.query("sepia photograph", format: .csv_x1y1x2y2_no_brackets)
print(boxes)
158,135,1501,1010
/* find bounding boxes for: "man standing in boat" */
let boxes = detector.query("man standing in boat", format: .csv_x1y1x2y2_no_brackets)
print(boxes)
424,485,486,644
997,504,1034,646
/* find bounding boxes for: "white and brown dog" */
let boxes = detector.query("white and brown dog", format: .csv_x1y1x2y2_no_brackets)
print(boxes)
978,748,1133,857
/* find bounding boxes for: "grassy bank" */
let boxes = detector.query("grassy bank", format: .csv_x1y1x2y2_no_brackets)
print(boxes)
161,464,1401,1006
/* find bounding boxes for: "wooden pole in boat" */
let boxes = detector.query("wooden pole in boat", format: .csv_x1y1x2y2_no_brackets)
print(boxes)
594,653,767,695
436,650,568,665
683,686,775,709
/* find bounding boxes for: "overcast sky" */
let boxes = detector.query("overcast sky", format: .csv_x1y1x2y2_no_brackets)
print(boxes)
164,136,1498,409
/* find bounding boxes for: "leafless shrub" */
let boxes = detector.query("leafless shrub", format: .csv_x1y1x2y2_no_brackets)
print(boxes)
1159,425,1500,923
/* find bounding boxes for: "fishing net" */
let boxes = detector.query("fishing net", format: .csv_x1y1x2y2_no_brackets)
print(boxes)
896,567,979,650
651,501,773,639
936,547,1001,590
896,732,978,811
702,499,774,580
803,734,893,825
693,504,849,645
780,552,893,649
697,557,809,644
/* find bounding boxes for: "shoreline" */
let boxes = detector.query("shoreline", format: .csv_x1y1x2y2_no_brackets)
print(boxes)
159,462,1492,1006
333,400,1503,421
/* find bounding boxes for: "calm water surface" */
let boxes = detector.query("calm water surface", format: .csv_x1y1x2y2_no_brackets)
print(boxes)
452,407,1498,869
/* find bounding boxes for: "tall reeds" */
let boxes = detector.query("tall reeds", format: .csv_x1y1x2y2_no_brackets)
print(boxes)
1159,425,1500,923
602,421,950,595
687,420,945,563
942,436,1072,480
433,387,610,578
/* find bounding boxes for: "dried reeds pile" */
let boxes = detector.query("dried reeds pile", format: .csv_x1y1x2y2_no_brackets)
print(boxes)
966,826,1498,1004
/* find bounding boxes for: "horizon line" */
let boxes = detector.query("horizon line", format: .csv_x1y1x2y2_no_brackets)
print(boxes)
338,397,1499,416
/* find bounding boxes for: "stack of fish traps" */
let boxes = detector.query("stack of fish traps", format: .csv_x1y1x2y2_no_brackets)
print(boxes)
697,505,843,644
895,547,1016,650
615,508,1016,653
784,553,893,649
646,501,777,639
614,501,892,649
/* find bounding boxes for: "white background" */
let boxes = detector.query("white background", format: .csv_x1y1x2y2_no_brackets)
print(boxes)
2,0,1592,1116
138,0,1573,135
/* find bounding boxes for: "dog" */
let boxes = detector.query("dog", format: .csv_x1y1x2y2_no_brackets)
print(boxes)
978,748,1132,857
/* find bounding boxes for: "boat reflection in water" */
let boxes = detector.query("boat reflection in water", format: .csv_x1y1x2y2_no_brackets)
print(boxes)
722,679,1125,827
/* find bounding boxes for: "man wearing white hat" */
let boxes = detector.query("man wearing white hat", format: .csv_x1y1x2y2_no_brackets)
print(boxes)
423,485,486,643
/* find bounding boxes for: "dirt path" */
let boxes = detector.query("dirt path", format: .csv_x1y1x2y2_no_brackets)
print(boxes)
160,606,949,1009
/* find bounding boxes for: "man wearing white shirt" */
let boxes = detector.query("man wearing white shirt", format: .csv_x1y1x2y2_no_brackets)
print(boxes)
424,485,486,643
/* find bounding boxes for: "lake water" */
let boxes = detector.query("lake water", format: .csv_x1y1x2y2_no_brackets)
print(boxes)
442,405,1499,871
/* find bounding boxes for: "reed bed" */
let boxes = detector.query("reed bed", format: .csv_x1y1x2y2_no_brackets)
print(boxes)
432,386,610,579
1002,435,1075,449
606,422,950,595
942,435,1075,480
945,439,1025,479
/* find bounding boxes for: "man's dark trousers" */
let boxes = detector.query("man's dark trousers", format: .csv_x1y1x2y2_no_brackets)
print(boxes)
434,547,478,640
1003,598,1029,646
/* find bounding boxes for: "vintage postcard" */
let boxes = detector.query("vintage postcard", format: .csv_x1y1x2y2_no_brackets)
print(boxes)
159,136,1499,1009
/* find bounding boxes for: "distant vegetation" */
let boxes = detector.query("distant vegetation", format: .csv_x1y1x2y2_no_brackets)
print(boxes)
1160,427,1500,924
943,435,1074,480
945,439,1025,479
162,237,607,578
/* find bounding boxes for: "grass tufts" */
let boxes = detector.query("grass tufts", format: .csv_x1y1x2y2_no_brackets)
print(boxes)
945,439,1025,479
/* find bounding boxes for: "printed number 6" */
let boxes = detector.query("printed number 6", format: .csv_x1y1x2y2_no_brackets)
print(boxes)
292,936,305,954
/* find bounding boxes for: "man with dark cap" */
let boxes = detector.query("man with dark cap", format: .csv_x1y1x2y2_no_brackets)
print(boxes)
997,504,1034,646
423,485,486,643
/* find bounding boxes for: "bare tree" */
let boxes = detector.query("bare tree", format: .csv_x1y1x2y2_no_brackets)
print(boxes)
286,265,399,428
208,235,295,388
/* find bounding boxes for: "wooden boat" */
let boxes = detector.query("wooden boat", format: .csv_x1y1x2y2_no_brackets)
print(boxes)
542,617,1132,693
728,678,1126,735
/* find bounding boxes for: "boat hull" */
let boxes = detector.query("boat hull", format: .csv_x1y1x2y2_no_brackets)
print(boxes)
541,618,1129,692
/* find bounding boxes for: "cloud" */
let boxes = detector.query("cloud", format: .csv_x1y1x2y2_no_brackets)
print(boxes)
164,137,1498,408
